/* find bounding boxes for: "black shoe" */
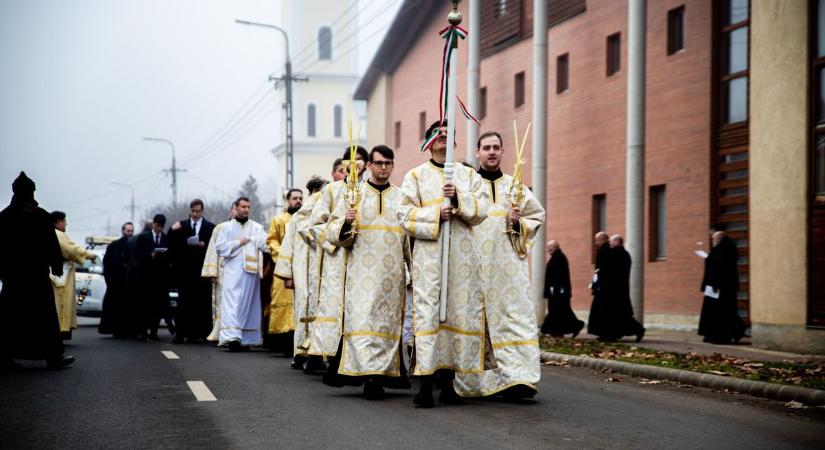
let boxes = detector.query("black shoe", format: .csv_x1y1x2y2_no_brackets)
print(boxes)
60,331,72,341
172,336,185,344
322,371,345,388
438,385,464,405
635,329,646,343
304,357,327,374
413,389,434,408
572,322,584,339
500,384,537,400
363,380,386,400
227,340,242,352
46,355,75,370
291,355,307,370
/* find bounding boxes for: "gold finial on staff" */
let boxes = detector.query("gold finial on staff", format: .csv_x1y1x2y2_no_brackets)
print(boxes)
448,0,463,25
505,120,531,235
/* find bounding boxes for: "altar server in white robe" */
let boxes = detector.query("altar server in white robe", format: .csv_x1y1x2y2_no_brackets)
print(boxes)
454,130,545,399
324,145,411,399
202,202,235,343
215,197,270,351
397,120,490,408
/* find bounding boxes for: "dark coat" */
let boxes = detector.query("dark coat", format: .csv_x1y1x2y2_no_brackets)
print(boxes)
588,245,644,339
0,195,65,360
698,236,746,342
99,236,133,336
541,250,583,336
544,250,572,300
167,218,215,339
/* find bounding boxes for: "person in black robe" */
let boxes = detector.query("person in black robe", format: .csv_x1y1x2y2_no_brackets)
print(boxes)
98,222,135,337
588,234,645,342
135,214,172,341
168,199,215,344
541,240,584,337
0,172,74,370
698,230,747,344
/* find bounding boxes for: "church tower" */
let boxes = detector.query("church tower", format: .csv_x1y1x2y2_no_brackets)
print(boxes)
272,0,363,198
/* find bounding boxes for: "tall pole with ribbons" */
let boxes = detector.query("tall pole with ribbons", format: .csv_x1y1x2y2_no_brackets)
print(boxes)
438,2,464,323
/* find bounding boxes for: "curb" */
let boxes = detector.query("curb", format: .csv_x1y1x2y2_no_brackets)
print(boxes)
540,351,825,406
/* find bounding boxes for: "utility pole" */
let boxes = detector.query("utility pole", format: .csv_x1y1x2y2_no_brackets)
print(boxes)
112,182,136,222
236,19,306,191
142,137,185,205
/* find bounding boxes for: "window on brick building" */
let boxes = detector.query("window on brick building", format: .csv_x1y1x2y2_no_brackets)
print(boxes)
514,71,525,107
668,6,685,55
496,0,507,17
479,87,488,119
557,53,569,93
649,185,667,261
394,121,401,148
721,0,749,124
307,104,317,137
419,112,426,139
592,194,606,263
606,32,621,76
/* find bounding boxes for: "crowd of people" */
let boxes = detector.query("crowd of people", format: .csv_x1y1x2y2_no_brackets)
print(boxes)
1,121,748,407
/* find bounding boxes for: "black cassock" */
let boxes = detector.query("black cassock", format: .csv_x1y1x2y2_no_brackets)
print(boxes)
698,236,747,343
588,245,644,339
98,236,136,337
541,250,584,336
168,218,215,340
135,230,172,336
0,186,65,362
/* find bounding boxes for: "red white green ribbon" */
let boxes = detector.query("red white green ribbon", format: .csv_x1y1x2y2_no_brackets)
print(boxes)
419,128,441,153
438,25,467,125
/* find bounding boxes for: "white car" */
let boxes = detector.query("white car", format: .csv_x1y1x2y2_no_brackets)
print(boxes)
76,239,110,317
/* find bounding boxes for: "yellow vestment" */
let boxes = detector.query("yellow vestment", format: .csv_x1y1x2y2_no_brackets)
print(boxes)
266,211,294,334
51,229,94,332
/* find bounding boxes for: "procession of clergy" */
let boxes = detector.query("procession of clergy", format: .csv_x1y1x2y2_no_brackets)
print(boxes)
198,120,545,407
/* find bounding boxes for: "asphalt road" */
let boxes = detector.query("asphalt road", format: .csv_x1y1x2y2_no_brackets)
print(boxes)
1,326,823,450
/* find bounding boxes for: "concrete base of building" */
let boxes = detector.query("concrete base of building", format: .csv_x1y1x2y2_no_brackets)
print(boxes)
751,323,825,355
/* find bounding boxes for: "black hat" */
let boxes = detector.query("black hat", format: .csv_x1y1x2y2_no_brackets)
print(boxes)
12,171,35,195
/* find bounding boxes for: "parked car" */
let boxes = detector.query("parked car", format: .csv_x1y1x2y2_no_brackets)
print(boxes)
75,236,115,317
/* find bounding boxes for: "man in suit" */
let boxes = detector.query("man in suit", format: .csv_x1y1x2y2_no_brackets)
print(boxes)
135,214,172,341
168,199,216,344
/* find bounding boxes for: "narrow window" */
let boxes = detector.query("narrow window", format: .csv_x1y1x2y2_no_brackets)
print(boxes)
307,104,316,137
479,87,488,119
556,53,569,93
394,121,401,148
496,0,507,17
649,185,667,261
419,112,427,139
592,194,607,263
318,27,332,60
720,0,749,124
667,6,685,55
606,32,621,76
514,71,525,107
333,105,342,138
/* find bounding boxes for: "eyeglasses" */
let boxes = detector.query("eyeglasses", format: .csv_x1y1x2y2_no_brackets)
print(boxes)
371,161,394,168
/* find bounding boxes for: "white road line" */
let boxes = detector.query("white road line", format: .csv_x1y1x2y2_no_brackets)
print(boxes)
187,381,217,402
161,351,180,360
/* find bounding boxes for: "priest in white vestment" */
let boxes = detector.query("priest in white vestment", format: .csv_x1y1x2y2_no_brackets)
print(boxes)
202,203,235,343
214,197,269,351
453,131,545,399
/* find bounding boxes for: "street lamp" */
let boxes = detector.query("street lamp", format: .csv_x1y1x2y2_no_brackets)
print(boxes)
112,182,136,222
142,137,182,205
93,208,112,236
235,18,295,190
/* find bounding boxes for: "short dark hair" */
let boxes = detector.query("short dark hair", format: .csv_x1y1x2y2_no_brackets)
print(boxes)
285,188,302,200
121,222,133,231
235,196,250,206
190,199,204,209
476,131,503,149
153,214,167,226
306,176,328,194
341,146,368,162
370,145,395,161
332,158,344,172
425,120,447,139
50,210,66,224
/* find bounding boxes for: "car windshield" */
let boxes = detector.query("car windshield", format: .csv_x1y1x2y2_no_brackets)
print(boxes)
76,248,105,274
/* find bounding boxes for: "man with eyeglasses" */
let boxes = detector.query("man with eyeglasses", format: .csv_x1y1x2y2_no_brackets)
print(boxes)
322,145,411,399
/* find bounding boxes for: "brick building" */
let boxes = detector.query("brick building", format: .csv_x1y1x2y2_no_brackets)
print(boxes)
355,0,824,352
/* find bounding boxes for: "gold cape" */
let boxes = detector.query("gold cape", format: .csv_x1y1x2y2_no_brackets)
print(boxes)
266,211,294,334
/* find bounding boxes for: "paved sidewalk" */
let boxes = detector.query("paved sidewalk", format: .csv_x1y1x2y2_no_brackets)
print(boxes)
572,329,824,362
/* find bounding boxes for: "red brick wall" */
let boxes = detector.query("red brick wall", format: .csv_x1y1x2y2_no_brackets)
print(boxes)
387,0,712,319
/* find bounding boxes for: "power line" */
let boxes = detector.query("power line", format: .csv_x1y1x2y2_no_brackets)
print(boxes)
55,172,162,208
184,88,276,167
178,79,271,166
187,105,279,169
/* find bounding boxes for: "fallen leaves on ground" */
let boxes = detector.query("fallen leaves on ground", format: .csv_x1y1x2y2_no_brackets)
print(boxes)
785,401,809,409
604,376,623,382
539,334,825,391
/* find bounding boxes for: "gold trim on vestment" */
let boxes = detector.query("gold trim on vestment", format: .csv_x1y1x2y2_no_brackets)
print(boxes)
357,224,403,234
415,324,483,337
409,208,418,236
415,364,486,376
277,254,292,261
421,198,443,207
457,381,538,398
491,339,539,349
344,330,401,340
245,255,257,262
315,316,338,323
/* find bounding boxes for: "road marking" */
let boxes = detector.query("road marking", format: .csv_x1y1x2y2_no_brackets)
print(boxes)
187,381,217,401
161,351,180,360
